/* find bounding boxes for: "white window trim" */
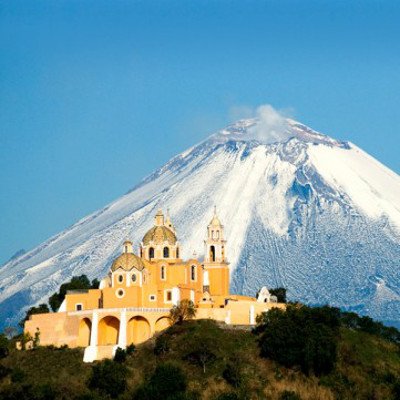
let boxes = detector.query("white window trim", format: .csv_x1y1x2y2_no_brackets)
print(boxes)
116,288,125,298
117,274,124,284
75,303,83,311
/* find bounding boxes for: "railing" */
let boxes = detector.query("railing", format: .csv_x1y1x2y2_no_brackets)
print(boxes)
68,307,170,316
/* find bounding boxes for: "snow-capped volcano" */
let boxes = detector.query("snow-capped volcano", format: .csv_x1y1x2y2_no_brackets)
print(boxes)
1,117,400,329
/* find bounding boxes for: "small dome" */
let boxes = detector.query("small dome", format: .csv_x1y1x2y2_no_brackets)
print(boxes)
142,225,177,246
210,215,222,226
111,253,145,272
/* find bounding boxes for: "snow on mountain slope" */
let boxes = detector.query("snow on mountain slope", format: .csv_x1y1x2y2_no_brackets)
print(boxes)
1,118,399,329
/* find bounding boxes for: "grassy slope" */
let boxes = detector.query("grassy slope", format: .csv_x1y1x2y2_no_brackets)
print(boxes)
1,320,400,400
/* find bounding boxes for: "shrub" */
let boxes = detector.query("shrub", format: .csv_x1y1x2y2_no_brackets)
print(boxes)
154,335,170,356
184,341,217,373
0,364,11,380
214,393,239,400
257,305,339,375
223,362,243,388
0,334,9,358
134,363,187,400
279,390,301,400
269,287,287,303
393,381,400,399
169,300,196,325
149,363,187,397
114,347,127,363
88,359,127,398
11,368,26,383
126,343,136,355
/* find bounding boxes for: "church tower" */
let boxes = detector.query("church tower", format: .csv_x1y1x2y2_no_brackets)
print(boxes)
203,207,229,296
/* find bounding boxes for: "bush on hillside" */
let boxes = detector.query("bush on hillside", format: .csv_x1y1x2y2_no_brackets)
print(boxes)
222,362,243,388
169,299,196,325
88,359,127,398
279,390,301,400
114,347,127,363
269,287,287,303
134,363,187,400
257,305,339,375
154,335,170,356
0,334,9,358
340,311,400,345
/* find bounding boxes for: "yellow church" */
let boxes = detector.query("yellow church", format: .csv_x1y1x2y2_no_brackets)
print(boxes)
25,209,285,362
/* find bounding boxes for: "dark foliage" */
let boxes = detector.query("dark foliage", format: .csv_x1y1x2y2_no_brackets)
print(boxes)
269,288,287,303
49,275,98,312
279,390,301,400
213,393,239,400
88,359,127,398
126,343,136,355
114,347,127,363
340,311,400,345
0,383,58,400
257,305,339,375
154,335,170,356
134,363,187,400
184,341,217,373
222,362,243,388
0,364,11,380
0,334,9,358
393,380,400,399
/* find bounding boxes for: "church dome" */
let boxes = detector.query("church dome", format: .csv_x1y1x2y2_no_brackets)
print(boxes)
111,252,145,272
142,225,177,245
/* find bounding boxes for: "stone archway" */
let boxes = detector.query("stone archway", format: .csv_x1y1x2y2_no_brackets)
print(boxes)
155,316,170,333
127,316,151,345
77,318,92,347
98,316,120,345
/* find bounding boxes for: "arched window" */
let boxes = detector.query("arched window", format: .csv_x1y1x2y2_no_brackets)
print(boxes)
191,265,196,281
210,245,216,262
161,265,166,280
149,247,154,260
163,247,169,258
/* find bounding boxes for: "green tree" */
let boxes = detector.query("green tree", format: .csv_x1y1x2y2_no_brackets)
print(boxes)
88,359,127,398
257,305,339,376
269,287,287,303
169,300,196,325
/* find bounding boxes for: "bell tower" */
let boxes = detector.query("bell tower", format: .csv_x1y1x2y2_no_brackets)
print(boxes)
203,207,229,296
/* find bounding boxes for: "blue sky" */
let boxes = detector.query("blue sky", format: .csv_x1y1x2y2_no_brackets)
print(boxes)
1,0,399,264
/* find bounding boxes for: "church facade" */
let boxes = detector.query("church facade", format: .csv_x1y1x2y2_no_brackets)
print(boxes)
25,209,285,362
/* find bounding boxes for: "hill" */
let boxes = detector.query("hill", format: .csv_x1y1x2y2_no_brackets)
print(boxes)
1,313,400,400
